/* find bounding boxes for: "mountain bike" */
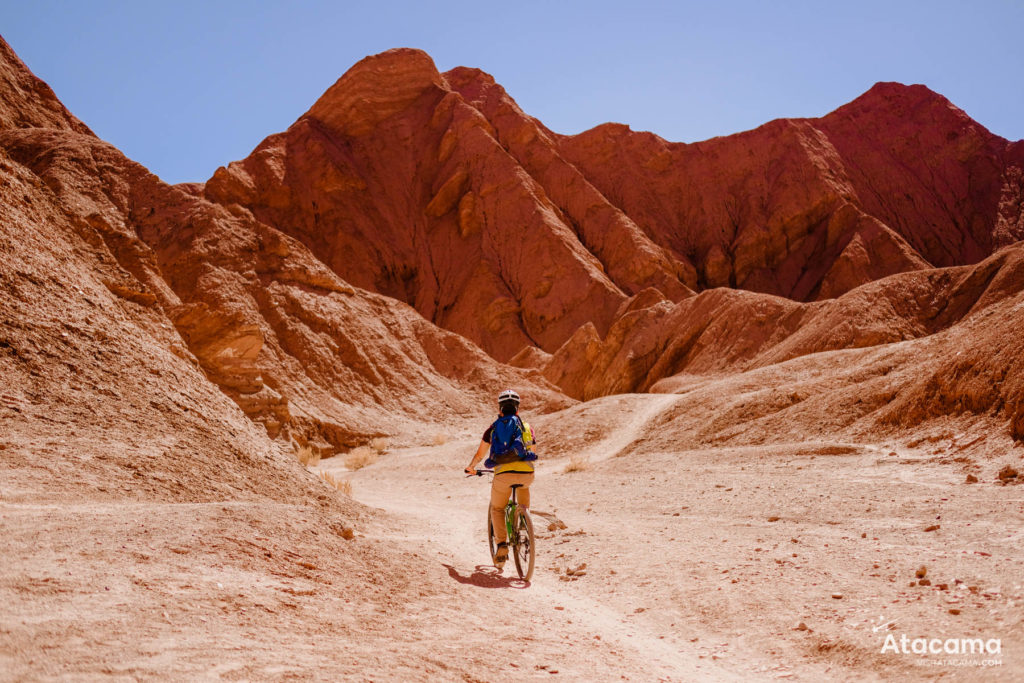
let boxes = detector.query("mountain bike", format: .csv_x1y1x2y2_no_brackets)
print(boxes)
467,469,535,581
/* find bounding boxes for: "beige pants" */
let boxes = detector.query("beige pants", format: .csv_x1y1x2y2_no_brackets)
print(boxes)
490,471,534,544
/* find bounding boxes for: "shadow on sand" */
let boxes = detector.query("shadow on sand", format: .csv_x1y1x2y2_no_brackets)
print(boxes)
442,563,530,589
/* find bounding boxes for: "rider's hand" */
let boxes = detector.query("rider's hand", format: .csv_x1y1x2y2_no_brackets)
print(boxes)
464,467,475,475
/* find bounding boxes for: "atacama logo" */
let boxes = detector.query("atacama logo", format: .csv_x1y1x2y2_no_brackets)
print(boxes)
881,634,1001,656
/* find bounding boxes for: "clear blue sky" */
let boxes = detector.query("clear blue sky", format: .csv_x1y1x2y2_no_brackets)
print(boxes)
3,0,1022,184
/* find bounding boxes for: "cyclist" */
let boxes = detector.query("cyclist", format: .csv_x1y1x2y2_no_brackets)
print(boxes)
464,389,537,568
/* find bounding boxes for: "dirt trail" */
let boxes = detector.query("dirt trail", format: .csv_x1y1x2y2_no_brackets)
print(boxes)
326,441,748,682
322,402,1024,682
563,393,681,467
4,396,1022,680
319,399,810,680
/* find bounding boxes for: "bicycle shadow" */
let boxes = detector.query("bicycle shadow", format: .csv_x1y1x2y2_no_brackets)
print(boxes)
441,563,531,589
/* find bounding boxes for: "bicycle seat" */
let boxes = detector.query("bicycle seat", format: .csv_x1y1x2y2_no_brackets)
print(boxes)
509,484,524,490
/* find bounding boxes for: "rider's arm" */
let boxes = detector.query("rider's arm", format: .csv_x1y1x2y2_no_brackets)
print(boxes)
464,440,488,474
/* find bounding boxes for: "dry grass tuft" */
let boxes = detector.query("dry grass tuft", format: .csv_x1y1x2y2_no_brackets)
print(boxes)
430,432,448,446
294,442,320,466
345,446,378,471
369,437,389,454
319,471,352,495
564,455,588,473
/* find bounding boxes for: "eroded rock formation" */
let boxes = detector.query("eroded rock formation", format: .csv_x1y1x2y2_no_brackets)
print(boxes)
203,49,695,362
3,37,1023,454
0,40,568,462
204,52,1024,370
544,241,1024,411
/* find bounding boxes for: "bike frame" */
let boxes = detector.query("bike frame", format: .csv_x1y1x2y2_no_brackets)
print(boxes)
504,488,520,543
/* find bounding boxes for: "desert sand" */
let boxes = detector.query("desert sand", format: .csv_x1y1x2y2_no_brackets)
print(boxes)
4,391,1022,680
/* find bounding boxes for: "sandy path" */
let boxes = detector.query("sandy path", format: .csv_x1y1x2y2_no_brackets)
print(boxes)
565,393,681,467
4,398,1022,680
322,403,1024,682
328,441,747,682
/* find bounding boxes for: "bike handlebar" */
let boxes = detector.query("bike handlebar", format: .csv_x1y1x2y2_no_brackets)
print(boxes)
465,469,494,477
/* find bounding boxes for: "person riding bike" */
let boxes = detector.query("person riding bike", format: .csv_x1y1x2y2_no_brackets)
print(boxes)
464,389,537,568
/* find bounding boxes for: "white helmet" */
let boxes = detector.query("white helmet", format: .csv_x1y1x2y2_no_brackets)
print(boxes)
498,389,520,405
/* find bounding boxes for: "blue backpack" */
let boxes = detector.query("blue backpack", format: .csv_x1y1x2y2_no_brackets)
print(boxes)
484,415,538,468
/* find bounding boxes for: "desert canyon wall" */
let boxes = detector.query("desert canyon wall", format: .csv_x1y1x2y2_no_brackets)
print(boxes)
2,38,1023,461
197,47,1024,441
0,38,566,471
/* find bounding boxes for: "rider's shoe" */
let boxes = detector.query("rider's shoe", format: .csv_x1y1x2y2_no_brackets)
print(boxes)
494,542,508,568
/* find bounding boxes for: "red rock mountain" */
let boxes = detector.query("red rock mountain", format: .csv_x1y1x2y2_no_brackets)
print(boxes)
203,50,695,362
203,49,1024,367
0,38,566,466
3,37,1023,457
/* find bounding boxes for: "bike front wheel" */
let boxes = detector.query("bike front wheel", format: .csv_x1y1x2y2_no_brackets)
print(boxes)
487,507,498,564
512,507,535,581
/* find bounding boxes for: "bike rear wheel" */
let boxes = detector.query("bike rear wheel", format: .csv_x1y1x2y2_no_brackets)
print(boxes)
511,507,535,581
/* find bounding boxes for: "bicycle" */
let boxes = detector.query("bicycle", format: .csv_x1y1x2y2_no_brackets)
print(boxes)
467,469,535,581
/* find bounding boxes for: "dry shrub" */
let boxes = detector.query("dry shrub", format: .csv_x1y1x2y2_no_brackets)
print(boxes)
430,432,448,446
345,446,378,470
369,437,389,454
294,443,319,466
319,471,352,495
564,455,588,473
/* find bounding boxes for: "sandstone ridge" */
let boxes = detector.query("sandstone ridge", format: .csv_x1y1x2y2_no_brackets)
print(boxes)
204,50,696,362
194,48,1024,443
203,53,1023,372
4,38,1024,454
0,38,568,467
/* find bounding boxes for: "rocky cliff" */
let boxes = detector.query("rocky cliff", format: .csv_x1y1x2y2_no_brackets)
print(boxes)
558,83,1024,300
0,39,567,469
203,49,695,362
3,38,1023,459
203,51,1023,369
